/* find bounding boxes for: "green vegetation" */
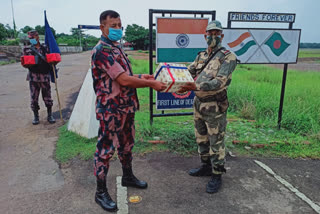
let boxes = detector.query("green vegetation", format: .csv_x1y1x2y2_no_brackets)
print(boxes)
56,54,320,163
299,49,320,58
0,59,16,65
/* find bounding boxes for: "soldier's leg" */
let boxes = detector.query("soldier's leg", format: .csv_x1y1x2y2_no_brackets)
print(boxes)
29,81,40,125
29,81,40,112
118,113,147,189
40,82,55,123
205,112,227,193
94,116,119,212
189,106,212,176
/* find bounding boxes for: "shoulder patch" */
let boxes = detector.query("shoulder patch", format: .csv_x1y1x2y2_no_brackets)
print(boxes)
102,45,112,53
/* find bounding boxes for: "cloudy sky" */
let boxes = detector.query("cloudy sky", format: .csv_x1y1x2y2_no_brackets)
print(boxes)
0,0,318,42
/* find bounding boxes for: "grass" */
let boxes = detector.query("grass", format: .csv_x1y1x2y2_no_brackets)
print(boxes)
56,52,320,163
0,60,16,66
298,49,320,58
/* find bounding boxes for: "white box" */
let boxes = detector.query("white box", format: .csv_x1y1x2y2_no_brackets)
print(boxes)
154,63,194,93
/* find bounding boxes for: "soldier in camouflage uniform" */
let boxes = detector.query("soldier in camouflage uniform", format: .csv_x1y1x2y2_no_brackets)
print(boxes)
22,30,55,125
179,20,237,194
91,10,166,212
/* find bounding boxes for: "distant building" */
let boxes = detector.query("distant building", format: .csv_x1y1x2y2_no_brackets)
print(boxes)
122,42,133,51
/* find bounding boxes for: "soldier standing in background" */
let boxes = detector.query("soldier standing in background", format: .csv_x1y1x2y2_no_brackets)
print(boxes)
22,30,55,125
179,20,237,194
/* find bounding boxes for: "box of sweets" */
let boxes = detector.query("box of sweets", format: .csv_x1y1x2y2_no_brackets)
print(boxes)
154,63,194,93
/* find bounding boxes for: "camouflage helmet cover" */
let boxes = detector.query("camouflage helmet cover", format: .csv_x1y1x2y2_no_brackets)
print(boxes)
206,20,223,31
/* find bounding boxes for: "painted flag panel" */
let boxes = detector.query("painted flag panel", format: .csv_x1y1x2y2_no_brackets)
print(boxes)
156,18,208,63
222,29,300,64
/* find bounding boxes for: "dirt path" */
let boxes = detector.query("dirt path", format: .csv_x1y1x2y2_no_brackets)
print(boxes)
1,51,319,214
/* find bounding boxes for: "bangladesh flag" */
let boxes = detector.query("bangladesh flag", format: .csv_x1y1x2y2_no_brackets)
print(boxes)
264,32,290,56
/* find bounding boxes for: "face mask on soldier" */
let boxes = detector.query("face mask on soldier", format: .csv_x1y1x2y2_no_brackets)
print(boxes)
29,38,37,45
108,28,123,41
206,35,221,49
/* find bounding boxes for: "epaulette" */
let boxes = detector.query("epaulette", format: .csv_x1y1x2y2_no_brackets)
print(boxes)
197,50,206,55
220,49,231,56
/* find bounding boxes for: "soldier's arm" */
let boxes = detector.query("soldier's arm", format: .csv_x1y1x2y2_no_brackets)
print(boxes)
196,54,237,91
188,54,200,78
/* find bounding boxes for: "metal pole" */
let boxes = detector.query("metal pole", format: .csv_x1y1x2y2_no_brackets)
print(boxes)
277,22,293,129
51,65,64,122
277,64,288,129
11,0,17,38
79,30,82,51
149,9,154,125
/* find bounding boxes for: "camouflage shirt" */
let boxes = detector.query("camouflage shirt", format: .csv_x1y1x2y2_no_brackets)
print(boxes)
23,44,51,82
188,45,237,98
91,36,139,119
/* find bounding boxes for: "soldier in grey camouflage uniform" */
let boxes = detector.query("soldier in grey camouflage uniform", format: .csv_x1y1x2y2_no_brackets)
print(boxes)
179,20,237,194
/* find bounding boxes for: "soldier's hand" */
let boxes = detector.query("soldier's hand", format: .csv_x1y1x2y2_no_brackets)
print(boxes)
141,74,155,80
178,82,196,93
151,81,167,92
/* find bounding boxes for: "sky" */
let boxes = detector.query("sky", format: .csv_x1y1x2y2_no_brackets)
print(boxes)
0,0,319,42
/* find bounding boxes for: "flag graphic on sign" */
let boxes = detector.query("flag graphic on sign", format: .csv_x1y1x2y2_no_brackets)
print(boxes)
157,18,208,63
264,32,290,56
227,32,257,56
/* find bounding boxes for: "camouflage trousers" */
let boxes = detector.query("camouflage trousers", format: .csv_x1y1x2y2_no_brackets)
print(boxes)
94,113,135,181
29,81,53,111
193,97,228,174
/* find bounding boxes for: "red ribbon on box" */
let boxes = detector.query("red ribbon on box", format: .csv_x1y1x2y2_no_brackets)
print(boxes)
46,53,61,64
21,55,36,66
164,63,175,93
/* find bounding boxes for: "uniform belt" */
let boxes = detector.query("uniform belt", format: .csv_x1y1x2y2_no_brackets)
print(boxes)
197,90,227,103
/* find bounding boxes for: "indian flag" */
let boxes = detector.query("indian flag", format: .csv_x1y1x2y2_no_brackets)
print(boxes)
156,18,208,63
227,32,257,57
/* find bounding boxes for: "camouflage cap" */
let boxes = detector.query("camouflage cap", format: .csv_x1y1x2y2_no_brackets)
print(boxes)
27,30,39,38
206,20,223,31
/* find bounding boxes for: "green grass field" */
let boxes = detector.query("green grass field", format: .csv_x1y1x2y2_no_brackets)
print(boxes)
56,50,320,163
298,49,320,58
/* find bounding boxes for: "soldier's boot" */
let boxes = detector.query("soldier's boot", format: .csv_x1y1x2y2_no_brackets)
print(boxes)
32,110,39,125
47,107,55,124
206,173,222,194
121,166,148,189
95,179,118,212
188,163,212,176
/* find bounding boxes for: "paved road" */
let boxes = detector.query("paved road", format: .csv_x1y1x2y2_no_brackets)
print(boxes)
0,51,319,214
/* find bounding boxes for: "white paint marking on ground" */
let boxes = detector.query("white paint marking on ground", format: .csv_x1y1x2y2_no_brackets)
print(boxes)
116,176,128,214
254,160,320,214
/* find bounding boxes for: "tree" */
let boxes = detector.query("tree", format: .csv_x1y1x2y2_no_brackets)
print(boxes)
124,24,149,50
34,25,56,37
0,23,8,41
20,26,34,33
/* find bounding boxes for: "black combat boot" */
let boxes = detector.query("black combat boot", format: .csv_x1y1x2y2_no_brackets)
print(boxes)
206,173,222,194
188,163,212,176
121,166,148,189
95,179,118,212
47,107,55,123
32,110,39,125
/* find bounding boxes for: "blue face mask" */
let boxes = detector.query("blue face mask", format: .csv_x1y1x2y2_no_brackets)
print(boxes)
29,39,37,45
108,28,123,41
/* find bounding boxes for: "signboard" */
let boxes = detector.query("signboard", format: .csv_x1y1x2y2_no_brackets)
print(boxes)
78,25,100,29
156,91,195,110
222,29,301,64
156,17,208,63
229,12,295,23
